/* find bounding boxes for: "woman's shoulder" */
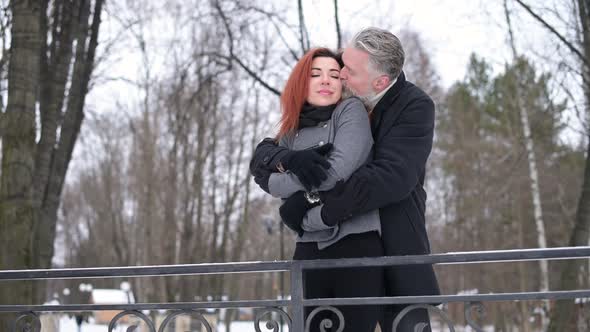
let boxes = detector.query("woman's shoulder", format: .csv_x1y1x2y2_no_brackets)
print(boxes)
333,97,368,119
336,96,364,110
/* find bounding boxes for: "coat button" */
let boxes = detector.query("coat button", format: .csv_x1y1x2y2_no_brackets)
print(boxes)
295,132,299,137
318,141,324,146
263,156,270,162
322,123,328,128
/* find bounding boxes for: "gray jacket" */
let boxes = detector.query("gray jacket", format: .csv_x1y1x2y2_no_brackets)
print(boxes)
268,97,381,249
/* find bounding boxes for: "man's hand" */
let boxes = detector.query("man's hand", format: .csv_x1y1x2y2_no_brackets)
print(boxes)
320,176,370,226
280,143,333,190
279,191,320,236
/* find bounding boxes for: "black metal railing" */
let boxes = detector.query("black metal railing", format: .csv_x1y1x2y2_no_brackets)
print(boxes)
2,246,590,331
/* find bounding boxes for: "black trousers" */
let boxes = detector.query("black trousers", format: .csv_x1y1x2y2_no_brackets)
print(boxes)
293,231,384,332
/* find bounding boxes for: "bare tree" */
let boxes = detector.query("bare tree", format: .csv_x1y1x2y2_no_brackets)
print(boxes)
503,2,550,328
0,1,105,328
502,0,590,329
0,3,42,324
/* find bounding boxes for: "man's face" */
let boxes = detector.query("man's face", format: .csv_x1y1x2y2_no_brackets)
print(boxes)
340,47,375,99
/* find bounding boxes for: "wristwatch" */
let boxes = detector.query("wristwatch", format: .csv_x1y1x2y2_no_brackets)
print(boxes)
304,191,321,204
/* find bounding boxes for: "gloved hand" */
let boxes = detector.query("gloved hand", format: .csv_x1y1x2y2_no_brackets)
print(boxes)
252,166,273,193
279,191,320,236
280,143,333,190
320,176,370,226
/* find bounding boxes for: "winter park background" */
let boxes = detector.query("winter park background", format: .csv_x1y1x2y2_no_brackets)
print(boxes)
1,0,590,331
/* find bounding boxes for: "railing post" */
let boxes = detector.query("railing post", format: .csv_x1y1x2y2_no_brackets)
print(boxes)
290,261,304,332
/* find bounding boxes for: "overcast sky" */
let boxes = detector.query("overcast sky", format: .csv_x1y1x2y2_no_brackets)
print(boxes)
88,0,565,105
303,0,555,88
85,0,578,136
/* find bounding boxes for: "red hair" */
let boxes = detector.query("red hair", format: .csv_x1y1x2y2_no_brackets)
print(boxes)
276,48,342,140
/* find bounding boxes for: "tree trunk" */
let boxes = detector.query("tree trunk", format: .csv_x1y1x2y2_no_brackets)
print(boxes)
516,189,532,332
548,0,590,330
34,0,104,284
503,4,550,325
0,1,42,329
548,136,590,331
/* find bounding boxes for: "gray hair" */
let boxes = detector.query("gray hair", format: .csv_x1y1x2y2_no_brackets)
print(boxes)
350,27,405,80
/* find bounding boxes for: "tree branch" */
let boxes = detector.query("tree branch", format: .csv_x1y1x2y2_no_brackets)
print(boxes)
334,0,342,49
212,1,281,96
515,0,590,70
297,0,309,53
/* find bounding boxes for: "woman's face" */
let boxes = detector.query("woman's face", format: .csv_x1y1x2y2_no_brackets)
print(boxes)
306,57,342,106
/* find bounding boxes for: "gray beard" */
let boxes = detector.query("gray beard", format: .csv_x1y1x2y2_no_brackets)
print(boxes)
343,85,375,110
341,86,355,99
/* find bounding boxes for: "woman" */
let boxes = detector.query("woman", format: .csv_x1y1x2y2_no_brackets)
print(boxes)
260,47,384,331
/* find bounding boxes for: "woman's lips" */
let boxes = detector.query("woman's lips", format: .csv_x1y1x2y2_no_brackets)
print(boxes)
318,90,333,95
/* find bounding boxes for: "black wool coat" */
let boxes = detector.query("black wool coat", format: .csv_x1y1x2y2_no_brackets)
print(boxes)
352,71,440,298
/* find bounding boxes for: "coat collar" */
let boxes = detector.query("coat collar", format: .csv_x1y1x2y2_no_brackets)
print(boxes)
370,71,406,134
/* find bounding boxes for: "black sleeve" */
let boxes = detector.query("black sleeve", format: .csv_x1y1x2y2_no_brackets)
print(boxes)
331,94,434,215
249,137,290,174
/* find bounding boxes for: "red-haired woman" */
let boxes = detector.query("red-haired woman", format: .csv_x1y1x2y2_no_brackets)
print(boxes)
252,47,384,331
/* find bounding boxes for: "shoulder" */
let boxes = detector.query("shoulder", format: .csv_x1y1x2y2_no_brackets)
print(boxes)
336,96,365,110
333,97,368,119
402,81,434,110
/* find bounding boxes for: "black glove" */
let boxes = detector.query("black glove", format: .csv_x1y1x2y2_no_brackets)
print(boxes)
280,144,333,190
279,191,320,236
320,176,370,226
252,166,273,193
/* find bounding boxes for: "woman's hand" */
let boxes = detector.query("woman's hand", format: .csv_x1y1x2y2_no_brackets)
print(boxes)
279,191,320,236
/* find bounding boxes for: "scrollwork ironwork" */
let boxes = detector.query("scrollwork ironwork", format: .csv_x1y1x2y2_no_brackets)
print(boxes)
108,310,156,332
464,301,485,332
157,309,212,332
305,306,344,332
12,312,41,332
254,307,292,332
391,304,455,332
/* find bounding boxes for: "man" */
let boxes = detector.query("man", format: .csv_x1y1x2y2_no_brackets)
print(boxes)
250,27,440,331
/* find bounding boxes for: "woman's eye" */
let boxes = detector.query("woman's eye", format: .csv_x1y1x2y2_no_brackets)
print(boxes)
331,75,340,79
311,74,320,77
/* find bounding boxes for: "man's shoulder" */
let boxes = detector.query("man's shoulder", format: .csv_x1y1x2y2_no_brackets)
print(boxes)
378,80,434,118
377,80,434,126
400,80,433,104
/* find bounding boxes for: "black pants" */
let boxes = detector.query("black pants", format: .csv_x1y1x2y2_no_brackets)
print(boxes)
293,231,384,332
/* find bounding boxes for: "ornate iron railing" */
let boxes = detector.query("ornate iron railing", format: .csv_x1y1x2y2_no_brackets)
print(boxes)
2,246,590,331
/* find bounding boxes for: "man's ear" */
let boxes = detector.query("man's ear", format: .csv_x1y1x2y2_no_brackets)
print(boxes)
372,75,391,91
